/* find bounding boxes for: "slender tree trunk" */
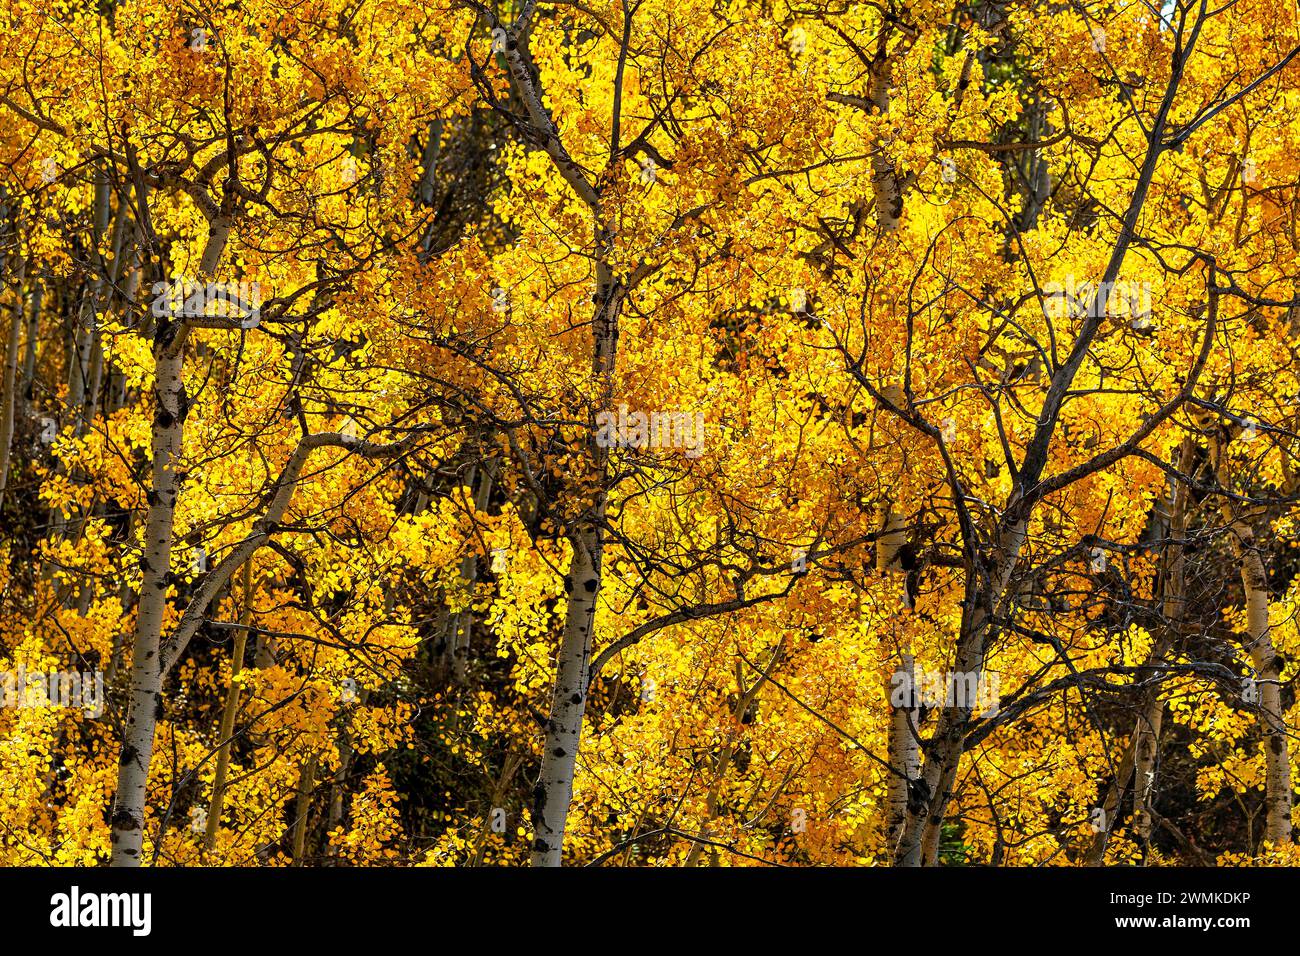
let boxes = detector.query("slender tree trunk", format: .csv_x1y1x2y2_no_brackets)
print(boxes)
110,218,229,866
112,426,407,864
204,561,255,854
1214,438,1292,847
887,652,919,855
0,261,24,510
291,755,318,865
325,731,356,862
531,524,603,866
75,202,127,436
471,751,524,866
868,67,903,232
81,338,103,434
1086,438,1193,863
896,521,1025,867
445,462,494,683
1132,699,1163,852
895,55,1184,862
684,643,784,866
51,178,114,559
488,16,618,866
64,296,90,431
864,63,925,863
108,335,187,865
19,281,40,415
1084,734,1140,865
529,218,621,864
1234,532,1292,845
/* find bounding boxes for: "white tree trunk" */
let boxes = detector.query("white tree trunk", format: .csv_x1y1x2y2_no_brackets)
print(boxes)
531,527,602,866
1132,698,1163,849
892,64,1181,860
526,196,619,863
1215,434,1293,848
110,216,230,866
886,652,919,854
868,68,903,233
109,339,186,865
1239,543,1292,845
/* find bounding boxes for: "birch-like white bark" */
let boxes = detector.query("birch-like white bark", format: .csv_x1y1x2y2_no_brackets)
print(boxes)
1231,523,1292,845
531,526,602,865
1132,699,1163,849
868,68,903,233
109,330,188,865
489,10,619,867
886,652,919,853
1213,432,1292,846
111,423,406,864
110,213,231,865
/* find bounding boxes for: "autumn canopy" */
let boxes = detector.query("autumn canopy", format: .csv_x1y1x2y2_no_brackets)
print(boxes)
1,0,1299,868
